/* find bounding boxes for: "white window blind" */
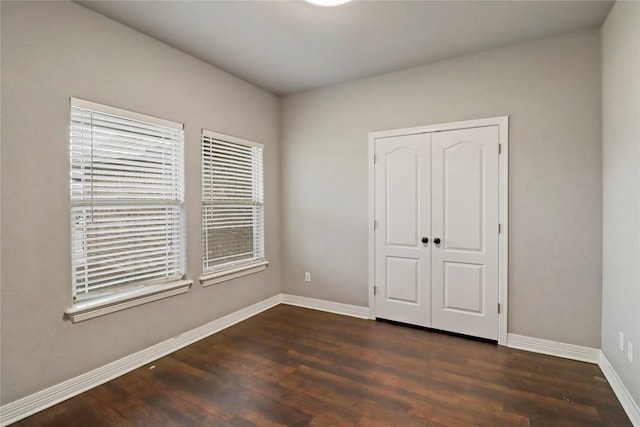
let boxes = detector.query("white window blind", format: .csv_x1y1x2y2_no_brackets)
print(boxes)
70,98,185,301
201,130,264,273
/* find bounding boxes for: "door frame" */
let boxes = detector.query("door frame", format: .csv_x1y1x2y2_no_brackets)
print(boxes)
368,116,509,345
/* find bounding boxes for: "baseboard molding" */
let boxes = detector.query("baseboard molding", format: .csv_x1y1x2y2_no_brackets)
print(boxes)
0,294,281,427
599,352,640,426
2,296,633,426
507,333,600,364
280,294,370,319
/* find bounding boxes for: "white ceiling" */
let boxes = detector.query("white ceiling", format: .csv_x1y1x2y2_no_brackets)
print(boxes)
78,0,613,96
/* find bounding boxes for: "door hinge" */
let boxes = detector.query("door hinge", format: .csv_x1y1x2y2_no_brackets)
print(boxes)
498,303,501,313
374,285,377,296
498,223,501,234
498,144,502,154
374,220,377,230
373,154,377,163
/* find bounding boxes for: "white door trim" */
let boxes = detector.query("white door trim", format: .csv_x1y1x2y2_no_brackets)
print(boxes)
368,116,509,345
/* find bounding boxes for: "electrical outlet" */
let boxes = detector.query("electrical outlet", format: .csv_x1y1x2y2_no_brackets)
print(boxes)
619,332,624,351
305,272,311,282
628,342,633,362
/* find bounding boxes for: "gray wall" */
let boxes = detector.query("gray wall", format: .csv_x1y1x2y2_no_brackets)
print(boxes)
1,0,623,409
281,29,603,348
601,1,640,404
0,1,281,404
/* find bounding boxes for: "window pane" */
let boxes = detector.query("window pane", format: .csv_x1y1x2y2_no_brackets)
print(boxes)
201,132,264,272
70,99,185,300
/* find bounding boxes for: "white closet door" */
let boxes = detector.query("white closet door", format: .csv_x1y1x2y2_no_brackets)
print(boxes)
431,126,499,340
374,133,431,327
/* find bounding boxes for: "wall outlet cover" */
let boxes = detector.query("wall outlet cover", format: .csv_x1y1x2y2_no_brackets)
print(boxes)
619,331,624,351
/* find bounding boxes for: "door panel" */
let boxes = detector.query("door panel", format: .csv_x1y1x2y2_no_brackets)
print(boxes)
444,262,484,313
443,143,484,252
374,133,431,327
386,149,420,246
431,126,499,340
386,257,419,303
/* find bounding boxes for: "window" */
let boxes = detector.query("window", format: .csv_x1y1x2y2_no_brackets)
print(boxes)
200,130,266,285
69,98,187,313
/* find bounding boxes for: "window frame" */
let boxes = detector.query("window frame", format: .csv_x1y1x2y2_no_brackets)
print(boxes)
199,129,267,287
65,98,191,322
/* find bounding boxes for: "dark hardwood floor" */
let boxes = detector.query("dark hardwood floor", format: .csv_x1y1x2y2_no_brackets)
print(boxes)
13,305,630,426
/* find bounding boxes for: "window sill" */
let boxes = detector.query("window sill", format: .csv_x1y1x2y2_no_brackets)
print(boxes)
199,261,269,287
65,280,193,323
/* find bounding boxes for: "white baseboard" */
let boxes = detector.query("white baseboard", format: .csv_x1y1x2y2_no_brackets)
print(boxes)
2,296,634,426
0,295,281,427
599,352,640,426
507,334,639,425
280,294,370,319
507,333,600,364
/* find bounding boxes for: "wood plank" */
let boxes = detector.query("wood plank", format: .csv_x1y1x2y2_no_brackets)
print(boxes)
12,305,631,427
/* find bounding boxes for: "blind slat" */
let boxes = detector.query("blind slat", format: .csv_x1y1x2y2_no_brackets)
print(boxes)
70,102,185,298
202,131,264,273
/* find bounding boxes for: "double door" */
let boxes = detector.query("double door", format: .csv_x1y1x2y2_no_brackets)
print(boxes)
373,126,499,340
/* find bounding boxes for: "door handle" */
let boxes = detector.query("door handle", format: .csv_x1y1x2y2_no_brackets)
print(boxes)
433,237,441,244
421,237,429,244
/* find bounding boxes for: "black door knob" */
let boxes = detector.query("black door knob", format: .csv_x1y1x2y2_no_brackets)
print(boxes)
433,238,441,244
421,237,429,244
